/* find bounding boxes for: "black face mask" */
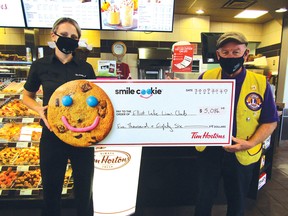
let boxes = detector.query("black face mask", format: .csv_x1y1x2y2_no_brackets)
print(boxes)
219,54,245,75
55,33,79,54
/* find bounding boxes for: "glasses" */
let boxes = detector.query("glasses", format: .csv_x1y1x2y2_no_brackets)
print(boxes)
54,32,79,41
217,49,246,57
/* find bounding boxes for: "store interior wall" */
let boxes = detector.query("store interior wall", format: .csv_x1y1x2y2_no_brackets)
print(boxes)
100,15,211,78
276,13,288,107
100,15,282,80
0,14,285,104
258,19,283,48
0,28,25,45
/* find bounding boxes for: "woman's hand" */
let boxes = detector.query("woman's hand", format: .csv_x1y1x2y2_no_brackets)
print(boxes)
34,105,51,131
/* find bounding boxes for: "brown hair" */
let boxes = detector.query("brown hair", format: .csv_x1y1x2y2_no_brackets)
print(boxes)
52,17,81,38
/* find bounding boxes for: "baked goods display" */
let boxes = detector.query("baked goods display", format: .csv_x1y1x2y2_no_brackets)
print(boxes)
0,122,42,142
0,147,19,165
0,81,25,94
0,52,26,61
0,166,73,190
0,80,74,196
0,99,39,117
0,123,22,142
13,147,39,165
12,169,41,189
48,80,114,147
63,166,73,188
0,147,39,166
0,167,19,189
0,146,73,193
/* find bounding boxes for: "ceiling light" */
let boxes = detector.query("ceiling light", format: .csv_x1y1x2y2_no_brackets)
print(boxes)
275,8,287,13
196,9,204,14
234,10,268,18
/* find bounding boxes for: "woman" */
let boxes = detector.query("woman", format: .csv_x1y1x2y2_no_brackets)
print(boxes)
23,17,96,216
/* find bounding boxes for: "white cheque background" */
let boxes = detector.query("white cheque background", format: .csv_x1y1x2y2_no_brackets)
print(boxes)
91,80,235,146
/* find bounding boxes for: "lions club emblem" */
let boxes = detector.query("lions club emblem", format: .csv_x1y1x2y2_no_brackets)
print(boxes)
245,93,263,111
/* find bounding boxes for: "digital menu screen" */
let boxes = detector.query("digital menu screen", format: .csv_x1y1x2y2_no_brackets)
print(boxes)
22,0,101,30
100,0,175,32
0,0,26,27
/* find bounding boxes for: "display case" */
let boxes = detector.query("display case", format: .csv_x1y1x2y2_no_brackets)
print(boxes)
0,61,31,81
0,80,73,200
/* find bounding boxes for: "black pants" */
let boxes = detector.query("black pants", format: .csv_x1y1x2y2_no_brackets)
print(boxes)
40,128,94,216
194,147,255,216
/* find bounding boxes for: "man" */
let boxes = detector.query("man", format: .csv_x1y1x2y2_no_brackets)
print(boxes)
194,32,278,216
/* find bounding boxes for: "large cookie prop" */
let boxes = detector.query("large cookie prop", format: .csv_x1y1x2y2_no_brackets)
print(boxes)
47,80,114,147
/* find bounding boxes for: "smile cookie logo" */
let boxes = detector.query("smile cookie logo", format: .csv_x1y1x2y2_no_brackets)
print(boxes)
115,87,162,99
139,88,154,99
48,80,114,147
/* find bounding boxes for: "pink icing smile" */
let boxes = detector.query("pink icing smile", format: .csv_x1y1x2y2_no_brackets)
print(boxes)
61,116,100,132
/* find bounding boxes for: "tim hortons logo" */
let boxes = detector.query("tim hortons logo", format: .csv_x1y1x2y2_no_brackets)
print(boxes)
94,150,131,170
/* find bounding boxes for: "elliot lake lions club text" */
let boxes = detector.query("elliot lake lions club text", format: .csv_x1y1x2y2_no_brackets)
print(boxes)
116,109,226,133
116,107,226,117
116,109,189,116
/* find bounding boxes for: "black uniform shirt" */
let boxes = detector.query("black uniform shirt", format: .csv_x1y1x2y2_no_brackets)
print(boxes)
24,53,96,105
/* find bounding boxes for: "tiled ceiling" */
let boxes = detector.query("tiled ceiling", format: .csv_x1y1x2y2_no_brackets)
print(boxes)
174,0,288,24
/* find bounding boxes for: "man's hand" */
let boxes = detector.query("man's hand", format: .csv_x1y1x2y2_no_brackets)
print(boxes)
223,122,277,153
223,136,254,153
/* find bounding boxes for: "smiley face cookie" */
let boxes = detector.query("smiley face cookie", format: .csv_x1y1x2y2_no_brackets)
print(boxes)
47,80,114,147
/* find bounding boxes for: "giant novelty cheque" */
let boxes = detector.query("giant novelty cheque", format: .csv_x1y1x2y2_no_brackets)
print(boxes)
91,79,235,147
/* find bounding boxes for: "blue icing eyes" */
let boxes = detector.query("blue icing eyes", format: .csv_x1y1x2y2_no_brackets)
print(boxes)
61,95,99,107
86,96,98,107
62,95,73,106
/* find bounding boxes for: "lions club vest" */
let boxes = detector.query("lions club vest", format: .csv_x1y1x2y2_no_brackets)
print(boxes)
196,68,266,166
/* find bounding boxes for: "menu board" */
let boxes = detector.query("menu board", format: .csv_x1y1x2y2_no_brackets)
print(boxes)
22,0,101,30
100,0,174,32
0,0,26,27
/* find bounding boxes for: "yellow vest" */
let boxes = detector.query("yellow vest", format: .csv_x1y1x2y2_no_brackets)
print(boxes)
196,68,266,166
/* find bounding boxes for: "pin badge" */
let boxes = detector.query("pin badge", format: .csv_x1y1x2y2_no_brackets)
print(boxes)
251,85,257,90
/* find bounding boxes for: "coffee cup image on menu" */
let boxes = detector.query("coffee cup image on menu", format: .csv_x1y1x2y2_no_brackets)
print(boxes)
120,0,134,27
106,4,121,25
103,0,135,27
